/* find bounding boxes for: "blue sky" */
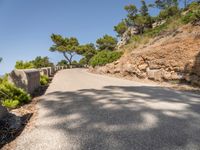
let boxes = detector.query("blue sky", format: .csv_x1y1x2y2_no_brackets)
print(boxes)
0,0,158,74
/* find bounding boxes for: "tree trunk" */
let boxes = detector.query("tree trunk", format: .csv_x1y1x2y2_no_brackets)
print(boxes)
63,52,72,65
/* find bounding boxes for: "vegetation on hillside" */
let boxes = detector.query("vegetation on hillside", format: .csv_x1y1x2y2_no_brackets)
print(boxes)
89,50,123,67
115,0,200,51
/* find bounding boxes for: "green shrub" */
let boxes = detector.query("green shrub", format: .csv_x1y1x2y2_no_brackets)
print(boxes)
182,10,200,24
145,22,168,37
181,2,200,24
40,75,49,86
89,50,123,67
158,6,180,20
2,99,20,109
0,81,31,109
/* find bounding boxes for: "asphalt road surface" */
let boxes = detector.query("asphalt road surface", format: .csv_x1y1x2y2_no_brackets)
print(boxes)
16,69,200,150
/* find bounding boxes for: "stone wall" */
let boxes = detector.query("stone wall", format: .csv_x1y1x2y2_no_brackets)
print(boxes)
8,66,65,94
9,69,40,94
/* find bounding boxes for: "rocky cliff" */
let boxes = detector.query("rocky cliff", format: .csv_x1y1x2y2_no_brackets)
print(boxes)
91,24,200,86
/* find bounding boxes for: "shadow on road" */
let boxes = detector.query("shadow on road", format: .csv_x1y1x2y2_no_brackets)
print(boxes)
41,85,200,150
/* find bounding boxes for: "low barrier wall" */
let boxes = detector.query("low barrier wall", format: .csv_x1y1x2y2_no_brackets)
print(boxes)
9,69,40,94
8,66,65,94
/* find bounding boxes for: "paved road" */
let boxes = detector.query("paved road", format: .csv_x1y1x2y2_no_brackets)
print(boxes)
16,69,200,150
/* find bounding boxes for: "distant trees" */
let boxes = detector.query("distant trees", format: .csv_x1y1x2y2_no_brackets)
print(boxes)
96,35,118,51
57,60,68,66
50,34,80,65
15,61,35,69
15,56,54,69
0,57,2,63
32,56,54,68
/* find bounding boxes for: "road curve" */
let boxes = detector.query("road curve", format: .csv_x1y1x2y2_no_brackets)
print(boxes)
16,69,200,150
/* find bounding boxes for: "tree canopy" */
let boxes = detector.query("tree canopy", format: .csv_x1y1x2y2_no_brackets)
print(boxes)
114,20,128,37
15,56,54,69
155,0,178,9
50,34,80,65
96,35,118,51
78,43,97,64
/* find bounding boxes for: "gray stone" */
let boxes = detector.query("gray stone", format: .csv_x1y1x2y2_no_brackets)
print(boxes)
9,69,40,94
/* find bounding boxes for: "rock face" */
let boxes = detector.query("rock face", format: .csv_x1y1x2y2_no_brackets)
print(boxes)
117,26,140,48
91,24,200,86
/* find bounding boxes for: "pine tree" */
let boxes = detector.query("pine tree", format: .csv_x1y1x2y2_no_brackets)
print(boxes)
140,0,149,16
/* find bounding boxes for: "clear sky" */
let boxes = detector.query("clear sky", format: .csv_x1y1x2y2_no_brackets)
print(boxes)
0,0,158,74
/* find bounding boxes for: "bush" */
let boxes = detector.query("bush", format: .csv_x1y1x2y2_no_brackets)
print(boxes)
15,61,34,69
158,6,180,20
89,50,123,67
145,22,168,37
0,79,31,109
40,75,49,86
181,2,200,24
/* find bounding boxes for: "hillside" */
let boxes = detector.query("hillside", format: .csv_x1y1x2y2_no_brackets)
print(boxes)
90,23,200,87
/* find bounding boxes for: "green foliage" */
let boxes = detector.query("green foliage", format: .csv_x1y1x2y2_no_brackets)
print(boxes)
145,21,168,37
15,56,54,69
50,34,80,64
57,60,68,66
96,35,118,51
89,50,123,67
122,1,152,34
0,78,31,109
15,61,34,69
135,15,152,33
32,56,54,68
71,60,78,65
140,0,149,16
124,4,138,21
78,43,97,64
114,21,128,37
2,99,20,109
79,57,87,65
158,6,180,20
155,0,178,9
181,2,200,24
40,75,49,86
